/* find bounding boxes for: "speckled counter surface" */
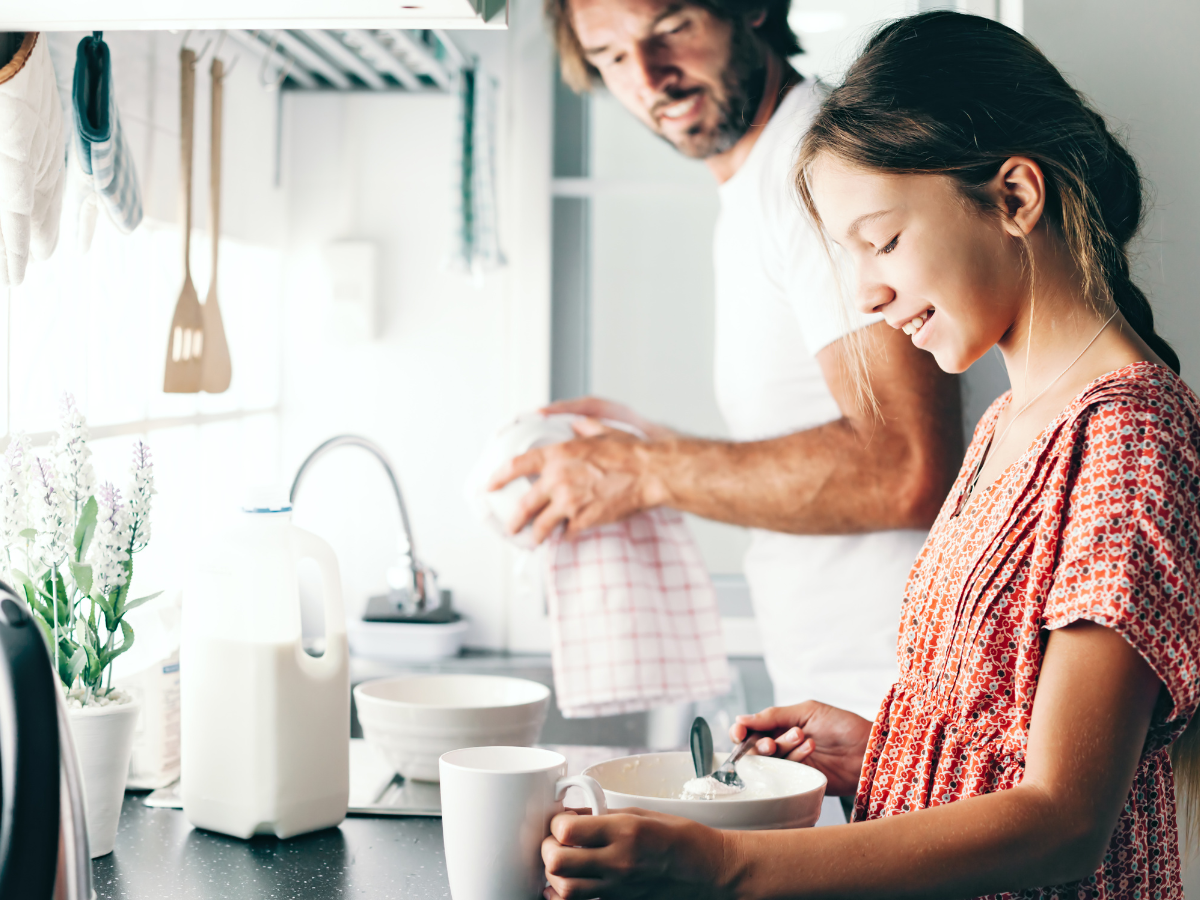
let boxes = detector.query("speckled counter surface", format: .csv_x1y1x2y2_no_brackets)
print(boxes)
93,797,450,899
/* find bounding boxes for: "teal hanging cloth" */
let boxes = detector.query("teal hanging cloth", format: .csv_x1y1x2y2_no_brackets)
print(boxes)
445,62,505,283
69,32,142,251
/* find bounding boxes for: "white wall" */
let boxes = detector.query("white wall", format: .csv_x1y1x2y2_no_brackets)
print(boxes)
277,32,541,650
1025,0,1200,391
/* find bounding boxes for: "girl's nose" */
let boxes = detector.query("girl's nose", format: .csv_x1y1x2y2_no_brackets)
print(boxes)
857,279,896,316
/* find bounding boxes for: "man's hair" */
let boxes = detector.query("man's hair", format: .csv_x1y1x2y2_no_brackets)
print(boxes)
547,0,801,92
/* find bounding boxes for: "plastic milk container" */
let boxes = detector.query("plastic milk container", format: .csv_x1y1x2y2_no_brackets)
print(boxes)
182,500,349,839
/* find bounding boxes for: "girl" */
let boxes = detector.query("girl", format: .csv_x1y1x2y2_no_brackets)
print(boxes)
540,11,1200,899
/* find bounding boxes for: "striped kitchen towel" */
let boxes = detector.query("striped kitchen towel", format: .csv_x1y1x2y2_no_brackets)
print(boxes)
545,507,731,719
71,33,142,250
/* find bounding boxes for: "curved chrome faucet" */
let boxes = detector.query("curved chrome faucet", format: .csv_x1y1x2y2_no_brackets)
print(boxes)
289,435,427,606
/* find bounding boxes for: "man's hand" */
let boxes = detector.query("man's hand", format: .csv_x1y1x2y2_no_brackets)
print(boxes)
487,417,666,544
542,397,679,442
732,701,873,797
541,808,730,900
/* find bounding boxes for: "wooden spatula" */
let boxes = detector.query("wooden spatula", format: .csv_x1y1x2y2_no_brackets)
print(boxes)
201,54,232,393
163,47,204,394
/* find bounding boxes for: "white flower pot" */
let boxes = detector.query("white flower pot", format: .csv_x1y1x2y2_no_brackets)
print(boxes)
67,698,141,858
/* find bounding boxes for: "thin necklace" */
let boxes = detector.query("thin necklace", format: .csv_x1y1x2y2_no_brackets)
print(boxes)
960,311,1118,508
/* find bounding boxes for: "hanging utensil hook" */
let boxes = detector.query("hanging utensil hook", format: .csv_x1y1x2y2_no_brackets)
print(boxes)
211,30,241,79
258,31,294,91
181,30,214,62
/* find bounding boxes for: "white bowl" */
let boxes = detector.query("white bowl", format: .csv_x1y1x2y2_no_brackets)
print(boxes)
583,751,826,830
354,674,551,782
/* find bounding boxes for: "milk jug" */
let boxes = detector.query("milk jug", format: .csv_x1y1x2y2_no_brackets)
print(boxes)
182,503,349,839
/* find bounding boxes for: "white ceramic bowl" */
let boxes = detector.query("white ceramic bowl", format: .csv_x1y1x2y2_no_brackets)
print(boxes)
583,751,826,830
354,674,551,783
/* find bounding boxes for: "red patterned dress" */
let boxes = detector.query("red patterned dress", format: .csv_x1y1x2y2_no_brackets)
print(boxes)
853,362,1200,898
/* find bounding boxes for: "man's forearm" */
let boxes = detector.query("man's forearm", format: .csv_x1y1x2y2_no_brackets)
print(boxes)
500,324,963,541
640,420,948,534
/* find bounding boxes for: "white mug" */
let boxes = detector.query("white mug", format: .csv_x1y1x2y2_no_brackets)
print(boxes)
440,746,608,900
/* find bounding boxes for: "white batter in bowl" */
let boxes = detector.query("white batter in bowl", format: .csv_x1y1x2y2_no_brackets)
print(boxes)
582,751,827,830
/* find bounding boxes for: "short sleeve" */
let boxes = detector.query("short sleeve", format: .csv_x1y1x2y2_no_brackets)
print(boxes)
1044,396,1200,726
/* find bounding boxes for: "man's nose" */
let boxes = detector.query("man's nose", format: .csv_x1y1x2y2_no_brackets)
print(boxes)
630,43,677,98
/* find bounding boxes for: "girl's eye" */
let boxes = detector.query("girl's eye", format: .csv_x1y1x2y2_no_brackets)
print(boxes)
878,234,900,255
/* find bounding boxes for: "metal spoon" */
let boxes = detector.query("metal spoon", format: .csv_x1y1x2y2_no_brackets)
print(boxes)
711,732,761,789
689,716,714,779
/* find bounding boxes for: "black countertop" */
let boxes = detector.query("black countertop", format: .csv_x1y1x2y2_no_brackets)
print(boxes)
93,797,450,900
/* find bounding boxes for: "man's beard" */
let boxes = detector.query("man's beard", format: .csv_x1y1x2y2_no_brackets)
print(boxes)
657,24,769,159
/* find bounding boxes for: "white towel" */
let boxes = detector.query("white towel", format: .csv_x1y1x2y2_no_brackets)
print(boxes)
0,33,66,287
467,413,731,718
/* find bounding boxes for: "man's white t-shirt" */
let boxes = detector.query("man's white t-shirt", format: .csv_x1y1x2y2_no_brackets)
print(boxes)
712,79,928,720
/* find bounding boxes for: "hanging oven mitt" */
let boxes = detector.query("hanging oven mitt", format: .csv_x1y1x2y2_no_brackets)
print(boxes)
71,33,142,252
0,33,66,287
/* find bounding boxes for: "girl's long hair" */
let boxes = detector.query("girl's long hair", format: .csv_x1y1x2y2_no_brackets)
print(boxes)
794,11,1178,376
793,8,1193,830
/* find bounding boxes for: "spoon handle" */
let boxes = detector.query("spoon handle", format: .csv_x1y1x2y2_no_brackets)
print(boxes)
720,732,760,772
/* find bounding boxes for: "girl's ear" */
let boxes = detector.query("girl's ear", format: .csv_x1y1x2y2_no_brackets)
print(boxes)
749,9,768,27
990,156,1047,237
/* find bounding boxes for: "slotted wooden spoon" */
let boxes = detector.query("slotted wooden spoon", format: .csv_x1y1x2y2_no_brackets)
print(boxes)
163,47,204,393
200,54,231,393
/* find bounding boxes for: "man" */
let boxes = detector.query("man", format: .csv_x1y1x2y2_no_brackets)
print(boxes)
490,0,963,720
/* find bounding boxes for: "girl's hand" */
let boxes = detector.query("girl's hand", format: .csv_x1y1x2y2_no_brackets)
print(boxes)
541,808,730,900
731,701,872,797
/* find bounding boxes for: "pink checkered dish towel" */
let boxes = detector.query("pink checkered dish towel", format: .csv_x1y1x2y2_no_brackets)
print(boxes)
544,506,731,719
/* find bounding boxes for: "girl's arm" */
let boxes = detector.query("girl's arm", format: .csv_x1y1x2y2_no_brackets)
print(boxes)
542,620,1162,900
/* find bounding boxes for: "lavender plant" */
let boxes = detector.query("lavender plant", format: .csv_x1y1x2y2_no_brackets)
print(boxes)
2,397,158,704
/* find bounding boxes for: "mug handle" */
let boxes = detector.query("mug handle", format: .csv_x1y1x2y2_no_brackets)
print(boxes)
555,774,608,816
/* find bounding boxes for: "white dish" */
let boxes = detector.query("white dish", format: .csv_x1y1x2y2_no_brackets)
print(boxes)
582,751,826,831
347,619,470,662
465,414,580,549
354,674,551,782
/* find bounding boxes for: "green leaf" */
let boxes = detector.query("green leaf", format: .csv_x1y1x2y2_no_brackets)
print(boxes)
76,615,97,650
70,562,93,598
34,577,71,627
81,641,102,687
73,496,98,562
118,590,163,617
17,528,35,541
92,592,115,624
64,647,87,688
55,632,84,688
12,571,52,625
98,619,135,672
